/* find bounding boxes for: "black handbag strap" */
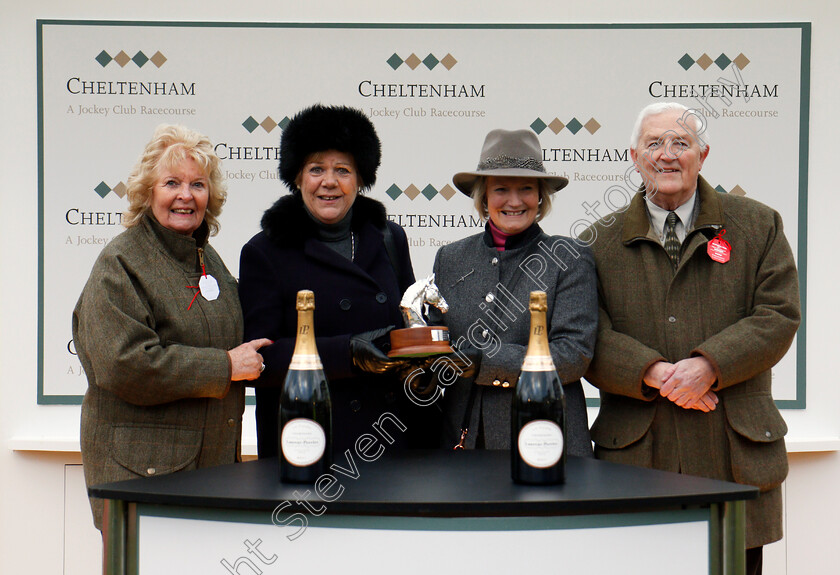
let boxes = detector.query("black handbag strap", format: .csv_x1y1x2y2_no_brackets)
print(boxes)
454,384,479,449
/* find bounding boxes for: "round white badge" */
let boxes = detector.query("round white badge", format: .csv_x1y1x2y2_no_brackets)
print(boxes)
199,274,220,301
517,420,564,468
281,418,326,467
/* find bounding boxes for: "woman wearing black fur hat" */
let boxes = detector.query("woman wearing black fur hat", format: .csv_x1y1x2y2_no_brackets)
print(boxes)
239,104,430,458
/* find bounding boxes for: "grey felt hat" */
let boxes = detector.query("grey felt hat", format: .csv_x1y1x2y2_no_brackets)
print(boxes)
453,129,568,196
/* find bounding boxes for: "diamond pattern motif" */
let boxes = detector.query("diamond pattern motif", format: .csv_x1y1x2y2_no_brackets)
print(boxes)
132,51,149,68
566,118,583,135
423,54,439,70
260,117,278,132
112,182,127,199
530,118,547,134
532,116,602,135
405,54,422,70
382,183,460,201
438,184,457,200
440,53,457,70
421,185,438,200
96,49,168,67
715,53,732,70
114,51,131,67
733,53,750,70
584,118,601,135
150,51,167,67
387,53,404,70
548,118,565,134
242,117,259,133
95,50,112,67
678,53,750,72
387,52,457,71
403,184,421,200
94,182,111,199
696,54,714,70
678,53,695,70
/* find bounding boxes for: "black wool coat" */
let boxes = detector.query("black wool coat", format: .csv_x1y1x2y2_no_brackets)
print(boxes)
239,194,430,458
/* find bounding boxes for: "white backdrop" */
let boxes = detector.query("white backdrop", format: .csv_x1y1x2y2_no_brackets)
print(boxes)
38,22,808,404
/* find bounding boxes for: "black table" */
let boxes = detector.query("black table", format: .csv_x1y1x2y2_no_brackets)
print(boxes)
91,450,756,575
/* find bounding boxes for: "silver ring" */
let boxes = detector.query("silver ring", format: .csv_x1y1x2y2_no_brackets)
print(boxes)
260,363,266,372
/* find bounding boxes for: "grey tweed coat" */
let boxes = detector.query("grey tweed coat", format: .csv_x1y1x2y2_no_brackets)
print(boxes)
73,214,244,530
429,224,597,453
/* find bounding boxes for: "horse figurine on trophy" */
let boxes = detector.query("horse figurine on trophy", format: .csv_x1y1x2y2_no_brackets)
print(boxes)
388,274,453,357
400,274,449,327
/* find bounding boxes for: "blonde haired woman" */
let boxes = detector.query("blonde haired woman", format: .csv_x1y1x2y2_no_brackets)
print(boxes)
73,124,269,530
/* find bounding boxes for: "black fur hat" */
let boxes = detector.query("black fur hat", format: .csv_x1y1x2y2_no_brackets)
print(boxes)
279,104,382,193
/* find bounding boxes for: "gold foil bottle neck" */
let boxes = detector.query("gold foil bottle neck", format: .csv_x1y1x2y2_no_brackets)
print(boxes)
290,290,322,368
522,291,554,371
529,291,548,313
296,290,315,312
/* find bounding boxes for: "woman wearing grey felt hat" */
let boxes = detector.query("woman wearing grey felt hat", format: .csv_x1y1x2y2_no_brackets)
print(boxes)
427,128,598,454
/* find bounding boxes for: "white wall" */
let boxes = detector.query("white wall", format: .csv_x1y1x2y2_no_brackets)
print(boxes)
2,1,838,574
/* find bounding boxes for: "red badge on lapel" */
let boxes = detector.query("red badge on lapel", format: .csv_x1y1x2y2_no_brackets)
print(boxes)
707,229,731,263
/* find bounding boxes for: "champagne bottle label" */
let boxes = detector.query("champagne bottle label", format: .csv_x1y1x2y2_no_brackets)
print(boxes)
521,355,556,372
288,354,324,370
517,420,564,469
281,418,326,467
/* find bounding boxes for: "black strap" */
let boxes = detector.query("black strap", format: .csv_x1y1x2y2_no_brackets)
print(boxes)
381,223,401,281
454,383,479,449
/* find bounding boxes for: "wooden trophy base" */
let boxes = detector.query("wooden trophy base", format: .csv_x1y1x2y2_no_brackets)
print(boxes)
388,326,452,357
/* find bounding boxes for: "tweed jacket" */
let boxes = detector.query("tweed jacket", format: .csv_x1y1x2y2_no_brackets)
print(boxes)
585,176,800,547
239,195,429,458
73,214,244,530
429,223,598,453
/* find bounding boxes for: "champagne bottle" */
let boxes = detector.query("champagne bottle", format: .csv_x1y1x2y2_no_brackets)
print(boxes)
511,291,566,485
279,290,332,483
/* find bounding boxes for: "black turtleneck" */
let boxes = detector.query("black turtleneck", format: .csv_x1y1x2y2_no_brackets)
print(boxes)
305,205,354,261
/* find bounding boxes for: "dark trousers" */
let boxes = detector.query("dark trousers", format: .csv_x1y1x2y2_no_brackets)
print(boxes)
746,546,763,575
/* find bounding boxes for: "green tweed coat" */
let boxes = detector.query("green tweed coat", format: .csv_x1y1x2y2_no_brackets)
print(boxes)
585,177,800,548
73,214,244,530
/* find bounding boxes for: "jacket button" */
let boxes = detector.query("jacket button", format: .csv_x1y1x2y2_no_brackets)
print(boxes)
491,257,499,266
376,292,387,304
668,316,677,323
227,418,236,427
350,399,362,412
501,381,510,388
147,468,156,476
485,293,495,303
765,431,772,438
482,329,489,338
492,379,501,386
340,298,352,311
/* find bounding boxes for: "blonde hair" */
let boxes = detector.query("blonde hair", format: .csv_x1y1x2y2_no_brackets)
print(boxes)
471,177,553,222
123,124,227,235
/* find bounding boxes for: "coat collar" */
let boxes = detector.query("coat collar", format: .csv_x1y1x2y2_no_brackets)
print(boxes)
141,213,209,272
622,175,725,245
261,193,388,246
481,221,543,250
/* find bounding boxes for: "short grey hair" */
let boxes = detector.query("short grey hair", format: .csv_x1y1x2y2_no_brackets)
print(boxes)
629,102,710,152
